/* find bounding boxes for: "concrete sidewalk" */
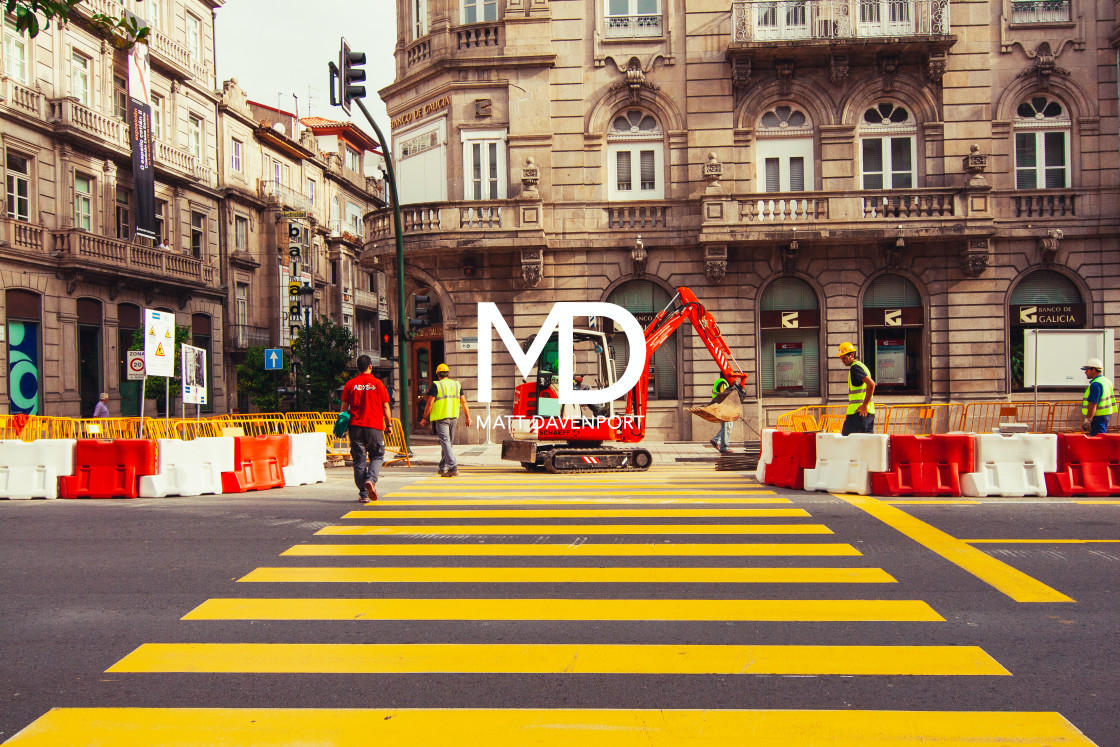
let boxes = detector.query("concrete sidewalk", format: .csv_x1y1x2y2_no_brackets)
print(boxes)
385,440,730,469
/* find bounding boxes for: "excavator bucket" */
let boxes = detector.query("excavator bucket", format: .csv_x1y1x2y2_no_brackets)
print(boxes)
686,387,742,423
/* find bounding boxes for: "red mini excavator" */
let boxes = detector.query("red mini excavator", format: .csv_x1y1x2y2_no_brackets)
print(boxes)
500,287,749,473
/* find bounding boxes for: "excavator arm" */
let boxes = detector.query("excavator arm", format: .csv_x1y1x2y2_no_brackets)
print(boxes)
619,287,749,442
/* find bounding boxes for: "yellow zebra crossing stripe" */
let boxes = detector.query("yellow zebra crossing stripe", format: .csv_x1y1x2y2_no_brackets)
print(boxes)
182,597,944,622
282,542,864,557
237,566,897,584
365,497,790,505
340,508,810,519
4,708,1095,745
108,642,1007,675
316,524,833,536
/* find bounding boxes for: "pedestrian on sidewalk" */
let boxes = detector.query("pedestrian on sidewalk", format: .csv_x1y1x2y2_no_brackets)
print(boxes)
838,342,876,435
708,377,733,455
341,354,392,503
92,392,110,418
1080,357,1113,436
419,362,471,477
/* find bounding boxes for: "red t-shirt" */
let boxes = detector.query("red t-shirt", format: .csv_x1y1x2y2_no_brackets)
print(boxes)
342,373,390,429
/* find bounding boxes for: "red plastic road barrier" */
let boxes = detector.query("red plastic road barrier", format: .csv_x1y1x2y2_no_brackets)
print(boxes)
59,439,157,499
1044,433,1120,497
871,434,974,497
764,431,817,490
220,434,290,493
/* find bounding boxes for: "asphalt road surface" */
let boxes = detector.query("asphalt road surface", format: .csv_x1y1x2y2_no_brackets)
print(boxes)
1,463,1116,745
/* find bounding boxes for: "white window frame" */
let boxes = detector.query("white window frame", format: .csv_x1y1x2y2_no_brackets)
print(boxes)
462,0,498,23
185,12,201,60
859,131,917,189
606,0,663,38
5,151,31,222
753,0,809,40
146,0,162,31
115,186,131,240
151,93,164,141
306,177,316,206
413,0,428,38
755,108,814,193
231,138,242,172
71,50,91,107
1014,128,1070,189
606,111,665,201
461,128,507,200
154,199,166,243
235,282,248,327
188,114,203,159
234,214,249,250
190,210,205,258
345,146,361,173
114,74,128,120
74,174,93,231
3,16,28,85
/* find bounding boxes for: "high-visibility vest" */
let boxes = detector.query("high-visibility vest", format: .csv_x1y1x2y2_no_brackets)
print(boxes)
1082,375,1114,417
847,360,875,415
429,378,462,421
712,378,728,396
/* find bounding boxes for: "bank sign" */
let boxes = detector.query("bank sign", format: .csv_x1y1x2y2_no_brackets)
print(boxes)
1015,304,1085,327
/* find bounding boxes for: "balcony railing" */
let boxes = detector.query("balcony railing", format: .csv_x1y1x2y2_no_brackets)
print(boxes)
605,13,663,38
1010,0,1071,22
51,229,217,287
354,289,378,309
49,97,129,151
731,0,950,42
0,218,47,254
406,37,431,68
148,28,193,76
228,324,271,351
1,76,43,119
1008,191,1077,218
720,188,963,225
457,22,502,50
327,220,364,244
259,179,313,211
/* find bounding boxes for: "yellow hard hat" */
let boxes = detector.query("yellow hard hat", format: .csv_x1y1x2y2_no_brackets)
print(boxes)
836,342,856,357
435,363,450,374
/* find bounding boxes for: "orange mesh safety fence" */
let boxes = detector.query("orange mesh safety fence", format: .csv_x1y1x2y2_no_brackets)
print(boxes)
958,402,1054,434
880,404,964,435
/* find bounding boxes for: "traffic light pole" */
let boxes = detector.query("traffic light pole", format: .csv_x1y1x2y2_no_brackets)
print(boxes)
353,97,409,450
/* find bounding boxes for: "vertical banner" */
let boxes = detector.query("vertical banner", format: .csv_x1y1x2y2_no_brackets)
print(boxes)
7,321,40,415
144,309,175,377
279,265,292,347
774,342,804,390
181,343,207,405
875,338,907,385
128,38,156,241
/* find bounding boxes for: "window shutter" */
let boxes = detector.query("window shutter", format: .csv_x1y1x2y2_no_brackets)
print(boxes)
861,139,883,189
1015,133,1037,189
1010,270,1082,305
765,158,780,192
639,150,655,190
617,151,632,191
890,138,912,188
761,276,818,310
789,157,805,192
1043,132,1066,189
864,274,920,308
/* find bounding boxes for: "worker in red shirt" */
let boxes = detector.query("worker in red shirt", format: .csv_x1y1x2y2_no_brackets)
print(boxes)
341,354,392,503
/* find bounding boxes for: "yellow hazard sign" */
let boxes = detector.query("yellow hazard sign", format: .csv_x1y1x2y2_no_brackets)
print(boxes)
155,343,165,357
148,327,155,336
165,328,172,338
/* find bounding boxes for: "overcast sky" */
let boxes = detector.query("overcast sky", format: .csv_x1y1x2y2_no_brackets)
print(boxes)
214,1,396,145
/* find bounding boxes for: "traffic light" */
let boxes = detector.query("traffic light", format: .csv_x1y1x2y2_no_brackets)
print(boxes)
379,319,395,359
339,38,366,115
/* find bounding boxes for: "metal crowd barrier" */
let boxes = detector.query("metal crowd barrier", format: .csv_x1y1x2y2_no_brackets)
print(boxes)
776,400,1086,434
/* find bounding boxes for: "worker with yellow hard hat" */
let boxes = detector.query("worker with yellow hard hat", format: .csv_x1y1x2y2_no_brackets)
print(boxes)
837,342,876,435
1081,357,1113,436
420,361,471,476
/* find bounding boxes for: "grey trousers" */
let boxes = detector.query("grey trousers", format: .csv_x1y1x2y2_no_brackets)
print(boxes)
434,418,457,472
349,426,385,497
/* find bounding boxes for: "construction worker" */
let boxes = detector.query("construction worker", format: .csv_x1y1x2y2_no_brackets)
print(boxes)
838,342,876,435
1081,357,1113,436
708,377,733,454
419,362,471,477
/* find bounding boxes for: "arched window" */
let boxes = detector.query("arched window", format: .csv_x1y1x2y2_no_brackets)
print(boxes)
862,274,923,394
759,277,820,396
756,105,813,193
606,280,676,399
6,289,41,414
1009,270,1084,390
859,101,916,190
1014,96,1070,189
607,109,664,200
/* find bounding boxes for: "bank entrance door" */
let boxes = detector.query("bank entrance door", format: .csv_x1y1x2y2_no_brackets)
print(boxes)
410,338,445,428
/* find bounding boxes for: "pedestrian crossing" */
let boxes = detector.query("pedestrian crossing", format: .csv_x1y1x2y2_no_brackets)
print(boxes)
3,466,1098,746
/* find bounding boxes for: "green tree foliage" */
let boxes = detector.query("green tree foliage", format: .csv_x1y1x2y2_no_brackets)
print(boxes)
236,347,291,412
293,318,358,411
128,325,192,414
8,0,148,48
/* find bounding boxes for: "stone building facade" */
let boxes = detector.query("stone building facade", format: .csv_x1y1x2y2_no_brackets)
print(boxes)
366,0,1120,442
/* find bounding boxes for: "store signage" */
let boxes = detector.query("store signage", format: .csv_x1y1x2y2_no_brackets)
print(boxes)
1015,304,1085,327
864,307,922,327
760,310,820,330
390,95,450,129
412,324,444,340
280,210,310,219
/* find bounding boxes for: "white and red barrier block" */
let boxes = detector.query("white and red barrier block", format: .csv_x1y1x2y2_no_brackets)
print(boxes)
139,437,234,498
961,433,1057,498
283,431,328,487
0,439,76,499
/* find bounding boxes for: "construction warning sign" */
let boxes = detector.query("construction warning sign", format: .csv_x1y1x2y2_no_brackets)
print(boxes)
144,308,175,377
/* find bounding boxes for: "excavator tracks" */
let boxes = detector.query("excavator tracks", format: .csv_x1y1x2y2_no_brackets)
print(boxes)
540,447,653,474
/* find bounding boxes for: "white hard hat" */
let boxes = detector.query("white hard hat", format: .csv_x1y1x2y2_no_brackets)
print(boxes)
1082,358,1104,371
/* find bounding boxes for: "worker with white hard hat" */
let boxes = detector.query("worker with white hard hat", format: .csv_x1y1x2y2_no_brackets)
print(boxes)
1080,357,1113,436
837,342,876,435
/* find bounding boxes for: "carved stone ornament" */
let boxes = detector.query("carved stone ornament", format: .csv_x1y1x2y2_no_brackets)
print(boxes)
830,55,849,87
775,60,794,96
960,239,990,277
704,245,728,284
780,241,799,273
144,287,156,305
521,248,544,287
879,56,898,91
702,152,723,194
220,78,251,116
608,57,661,103
925,51,947,84
178,293,192,310
64,271,83,295
732,57,752,92
962,144,989,187
1038,236,1060,268
521,156,540,199
1014,42,1070,91
108,280,123,301
885,238,904,270
631,235,647,275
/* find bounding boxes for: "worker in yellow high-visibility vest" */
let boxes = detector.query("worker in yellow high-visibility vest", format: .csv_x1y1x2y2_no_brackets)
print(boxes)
837,342,876,436
1081,357,1114,436
419,362,471,477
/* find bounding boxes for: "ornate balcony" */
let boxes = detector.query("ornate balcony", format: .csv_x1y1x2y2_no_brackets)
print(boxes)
1009,0,1071,23
227,324,271,351
0,218,48,256
51,229,219,290
605,13,663,38
258,179,313,212
353,289,378,310
48,97,129,155
147,28,193,79
0,76,44,121
456,21,503,51
363,199,549,260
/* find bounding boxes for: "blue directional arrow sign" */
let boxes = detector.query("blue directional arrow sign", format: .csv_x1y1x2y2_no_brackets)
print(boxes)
264,348,284,370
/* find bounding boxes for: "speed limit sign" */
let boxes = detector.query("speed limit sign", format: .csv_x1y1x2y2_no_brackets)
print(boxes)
127,350,146,380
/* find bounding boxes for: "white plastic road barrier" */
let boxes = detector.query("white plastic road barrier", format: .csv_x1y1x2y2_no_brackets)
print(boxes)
0,439,76,499
803,433,889,495
960,433,1058,497
755,429,776,483
284,431,328,487
139,437,235,498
